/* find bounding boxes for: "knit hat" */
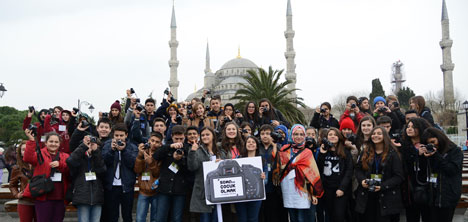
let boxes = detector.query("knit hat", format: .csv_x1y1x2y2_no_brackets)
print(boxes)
340,117,356,133
373,96,386,107
110,100,121,112
166,103,180,114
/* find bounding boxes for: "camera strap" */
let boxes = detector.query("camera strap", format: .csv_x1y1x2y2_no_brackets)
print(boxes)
278,147,305,180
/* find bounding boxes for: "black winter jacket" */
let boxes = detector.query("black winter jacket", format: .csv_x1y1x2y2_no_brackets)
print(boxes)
101,140,138,193
310,113,340,130
153,144,189,195
429,144,463,208
66,143,107,205
260,108,291,129
355,149,404,216
317,149,353,191
400,141,429,206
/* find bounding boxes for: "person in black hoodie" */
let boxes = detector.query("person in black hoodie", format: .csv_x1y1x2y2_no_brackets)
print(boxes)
153,125,190,222
310,102,340,130
317,127,353,222
421,127,462,222
399,117,431,222
354,126,404,222
66,136,107,222
258,98,290,129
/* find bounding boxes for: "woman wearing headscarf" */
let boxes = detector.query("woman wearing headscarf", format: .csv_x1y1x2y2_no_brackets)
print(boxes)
273,124,324,222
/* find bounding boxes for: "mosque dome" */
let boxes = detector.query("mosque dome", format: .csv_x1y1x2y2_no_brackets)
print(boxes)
220,57,258,70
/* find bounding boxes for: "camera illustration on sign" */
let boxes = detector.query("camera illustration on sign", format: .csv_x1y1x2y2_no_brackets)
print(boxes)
203,157,265,205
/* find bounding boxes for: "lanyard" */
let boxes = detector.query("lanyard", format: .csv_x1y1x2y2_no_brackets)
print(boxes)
231,147,240,159
374,155,382,174
87,156,92,172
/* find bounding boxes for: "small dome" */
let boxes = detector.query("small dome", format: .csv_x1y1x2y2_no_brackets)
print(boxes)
220,57,258,70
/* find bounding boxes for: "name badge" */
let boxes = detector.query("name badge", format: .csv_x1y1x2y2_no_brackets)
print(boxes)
169,162,179,174
210,155,217,161
41,136,46,142
51,172,62,182
267,164,271,172
85,172,97,181
142,172,151,181
141,123,145,129
371,174,382,182
429,173,438,183
59,125,66,132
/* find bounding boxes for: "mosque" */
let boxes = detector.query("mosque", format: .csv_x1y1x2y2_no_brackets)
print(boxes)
167,0,298,104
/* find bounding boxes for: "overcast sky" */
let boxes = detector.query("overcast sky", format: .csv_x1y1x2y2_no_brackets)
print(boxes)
1,0,467,118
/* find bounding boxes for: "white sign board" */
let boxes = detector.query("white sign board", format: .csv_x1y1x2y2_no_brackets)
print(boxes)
203,156,266,205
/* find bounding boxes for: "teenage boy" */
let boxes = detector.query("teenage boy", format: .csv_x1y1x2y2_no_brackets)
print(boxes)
134,132,163,222
207,96,222,120
258,124,288,222
153,125,190,222
69,118,112,153
404,110,419,124
101,123,138,222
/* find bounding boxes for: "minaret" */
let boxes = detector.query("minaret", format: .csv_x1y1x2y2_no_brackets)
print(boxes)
284,0,297,100
204,41,215,89
168,3,180,100
440,0,455,108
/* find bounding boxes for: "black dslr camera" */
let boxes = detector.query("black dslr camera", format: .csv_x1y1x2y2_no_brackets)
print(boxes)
187,105,193,115
320,108,326,113
390,133,401,144
270,131,284,143
175,148,184,155
176,114,183,123
365,179,381,192
346,134,357,144
130,88,136,94
378,107,387,113
28,106,35,113
223,117,231,123
117,140,124,147
73,107,80,114
102,112,109,118
205,160,264,203
351,103,357,109
321,138,334,151
28,124,38,136
136,104,145,112
235,109,240,114
164,88,175,102
144,142,151,149
305,137,317,148
89,136,98,144
425,143,435,153
81,120,90,128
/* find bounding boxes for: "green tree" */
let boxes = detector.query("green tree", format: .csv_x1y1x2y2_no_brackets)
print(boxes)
0,106,30,146
396,86,415,110
369,78,386,103
231,66,306,124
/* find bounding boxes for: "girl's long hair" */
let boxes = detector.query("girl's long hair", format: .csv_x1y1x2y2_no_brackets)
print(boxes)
241,136,260,157
327,127,347,159
401,117,431,144
220,122,245,154
360,126,395,171
243,101,260,123
15,141,28,170
200,126,218,157
421,127,455,154
356,116,376,150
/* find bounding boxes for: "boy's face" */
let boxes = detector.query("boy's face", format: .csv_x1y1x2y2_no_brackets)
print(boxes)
379,123,392,133
210,99,221,112
113,130,127,141
172,134,185,143
405,113,418,124
153,121,167,135
149,136,162,150
260,130,272,144
186,130,199,143
97,123,111,138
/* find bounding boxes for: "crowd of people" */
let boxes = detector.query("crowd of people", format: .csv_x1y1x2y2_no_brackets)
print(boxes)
3,89,463,222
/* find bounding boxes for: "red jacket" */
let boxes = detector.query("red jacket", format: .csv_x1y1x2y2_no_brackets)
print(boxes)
44,113,72,154
22,140,70,203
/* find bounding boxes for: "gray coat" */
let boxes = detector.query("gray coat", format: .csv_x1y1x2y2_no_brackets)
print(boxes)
187,145,216,213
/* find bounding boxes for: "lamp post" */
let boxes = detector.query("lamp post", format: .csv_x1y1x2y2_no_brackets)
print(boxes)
463,100,468,140
0,83,7,98
78,99,95,114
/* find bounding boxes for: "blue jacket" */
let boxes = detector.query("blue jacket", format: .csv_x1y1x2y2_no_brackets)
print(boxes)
101,140,138,193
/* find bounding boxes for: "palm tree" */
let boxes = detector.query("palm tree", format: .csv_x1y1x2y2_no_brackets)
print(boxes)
232,66,306,124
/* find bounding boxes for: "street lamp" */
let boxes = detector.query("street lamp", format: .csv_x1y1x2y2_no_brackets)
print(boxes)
463,100,468,140
78,99,95,114
0,83,7,98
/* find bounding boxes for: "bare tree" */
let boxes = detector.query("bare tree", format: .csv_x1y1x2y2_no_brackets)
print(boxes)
330,90,370,118
424,89,462,127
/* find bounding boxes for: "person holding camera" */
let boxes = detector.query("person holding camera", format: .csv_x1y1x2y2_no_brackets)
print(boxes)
69,118,112,153
358,97,372,116
399,117,431,222
354,126,404,222
420,127,462,222
153,125,190,222
101,100,124,126
316,128,353,222
9,141,36,222
243,101,262,133
23,130,71,222
126,99,153,144
163,104,184,143
22,108,49,146
66,135,107,222
409,96,435,126
386,95,405,126
187,126,219,222
274,125,290,147
134,132,163,222
273,124,323,222
372,97,402,134
258,98,290,129
339,96,365,132
217,103,243,132
101,123,138,222
339,117,359,163
257,124,288,222
310,102,339,131
240,122,253,139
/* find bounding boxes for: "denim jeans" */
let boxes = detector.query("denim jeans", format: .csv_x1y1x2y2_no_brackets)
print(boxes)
136,194,158,222
308,204,316,222
156,193,185,222
235,201,262,222
77,204,102,222
288,208,313,222
200,207,218,222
